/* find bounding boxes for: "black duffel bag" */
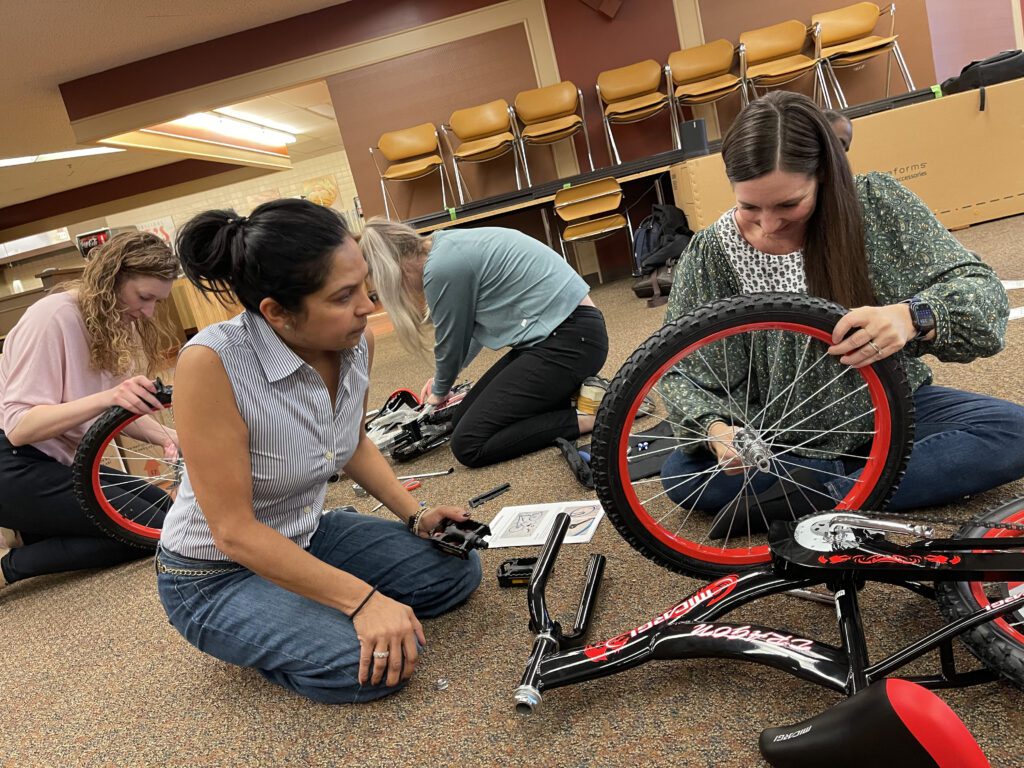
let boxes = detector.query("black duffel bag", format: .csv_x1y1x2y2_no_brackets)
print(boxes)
941,49,1024,110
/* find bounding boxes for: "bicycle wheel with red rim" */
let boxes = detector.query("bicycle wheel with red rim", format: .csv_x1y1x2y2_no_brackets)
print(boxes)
936,497,1024,687
590,294,914,578
72,386,176,549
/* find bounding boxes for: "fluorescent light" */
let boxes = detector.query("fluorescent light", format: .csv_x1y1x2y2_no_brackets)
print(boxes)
164,112,296,147
0,146,123,167
214,107,302,135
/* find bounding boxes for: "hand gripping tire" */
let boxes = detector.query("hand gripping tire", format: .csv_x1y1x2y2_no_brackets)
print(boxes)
936,496,1024,687
72,385,177,549
590,294,914,578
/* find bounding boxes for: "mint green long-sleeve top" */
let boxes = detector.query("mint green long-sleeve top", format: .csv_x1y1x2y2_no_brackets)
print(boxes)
424,227,589,397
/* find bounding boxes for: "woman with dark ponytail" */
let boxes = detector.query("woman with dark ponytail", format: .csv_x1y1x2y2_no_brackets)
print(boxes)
660,90,1024,538
0,231,179,588
157,198,480,704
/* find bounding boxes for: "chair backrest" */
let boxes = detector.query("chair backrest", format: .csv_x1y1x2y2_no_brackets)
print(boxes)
668,39,736,86
553,178,623,223
448,99,512,141
812,2,881,47
377,123,439,163
597,59,663,104
740,19,810,66
514,81,579,125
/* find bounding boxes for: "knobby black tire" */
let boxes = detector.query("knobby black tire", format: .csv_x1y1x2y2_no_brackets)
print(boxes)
591,293,915,578
73,388,174,549
936,498,1024,688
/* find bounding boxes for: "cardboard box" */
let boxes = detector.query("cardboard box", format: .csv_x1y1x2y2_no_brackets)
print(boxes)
671,76,1024,232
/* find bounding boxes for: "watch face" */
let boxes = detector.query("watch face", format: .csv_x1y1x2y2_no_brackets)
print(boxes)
911,300,935,335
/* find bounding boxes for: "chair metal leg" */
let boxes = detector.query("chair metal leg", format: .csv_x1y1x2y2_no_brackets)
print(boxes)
891,42,915,92
378,177,392,221
604,118,623,165
519,139,533,187
511,146,523,191
825,60,848,109
814,63,834,109
452,158,470,205
438,164,452,212
578,125,595,172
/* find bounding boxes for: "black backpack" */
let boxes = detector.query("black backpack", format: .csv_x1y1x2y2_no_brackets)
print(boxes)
941,49,1024,110
631,203,692,307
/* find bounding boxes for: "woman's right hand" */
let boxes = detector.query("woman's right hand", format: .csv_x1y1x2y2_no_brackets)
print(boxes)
106,376,164,414
419,378,434,403
707,421,744,475
352,590,426,687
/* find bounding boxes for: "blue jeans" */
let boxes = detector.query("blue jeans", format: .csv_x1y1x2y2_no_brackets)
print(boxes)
156,508,482,704
662,385,1024,511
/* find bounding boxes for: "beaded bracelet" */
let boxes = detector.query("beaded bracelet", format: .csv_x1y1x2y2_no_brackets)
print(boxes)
349,585,377,619
406,501,430,537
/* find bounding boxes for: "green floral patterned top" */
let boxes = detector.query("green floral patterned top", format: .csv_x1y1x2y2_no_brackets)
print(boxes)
663,171,1009,458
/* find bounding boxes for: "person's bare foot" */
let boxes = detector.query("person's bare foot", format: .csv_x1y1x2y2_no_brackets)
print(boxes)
577,413,596,435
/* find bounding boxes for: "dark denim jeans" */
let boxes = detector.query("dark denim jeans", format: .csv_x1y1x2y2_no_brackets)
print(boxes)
156,507,481,704
662,385,1024,511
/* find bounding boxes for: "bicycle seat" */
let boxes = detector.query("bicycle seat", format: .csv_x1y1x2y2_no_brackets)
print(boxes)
759,679,989,767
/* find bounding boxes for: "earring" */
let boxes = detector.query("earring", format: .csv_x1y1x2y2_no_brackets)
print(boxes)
284,323,292,331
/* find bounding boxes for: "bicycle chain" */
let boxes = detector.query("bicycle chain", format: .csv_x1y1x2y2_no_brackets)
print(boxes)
848,505,1024,532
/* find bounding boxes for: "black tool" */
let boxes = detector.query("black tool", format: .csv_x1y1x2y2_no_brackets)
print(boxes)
497,557,539,588
429,519,491,559
469,482,511,509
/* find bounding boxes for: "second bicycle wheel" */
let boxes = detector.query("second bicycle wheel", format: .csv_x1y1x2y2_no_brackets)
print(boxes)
591,293,914,577
73,384,177,549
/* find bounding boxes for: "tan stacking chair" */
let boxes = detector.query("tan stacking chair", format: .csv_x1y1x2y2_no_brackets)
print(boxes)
666,39,747,134
440,99,523,205
552,177,633,282
369,123,453,220
739,19,832,107
595,59,674,165
513,81,594,185
812,2,915,108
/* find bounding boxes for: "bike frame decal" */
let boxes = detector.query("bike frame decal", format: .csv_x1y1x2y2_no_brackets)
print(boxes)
617,321,893,565
583,574,739,662
818,553,962,567
684,623,816,651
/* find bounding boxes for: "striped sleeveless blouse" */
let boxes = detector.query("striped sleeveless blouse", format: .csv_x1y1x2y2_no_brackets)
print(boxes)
160,310,369,561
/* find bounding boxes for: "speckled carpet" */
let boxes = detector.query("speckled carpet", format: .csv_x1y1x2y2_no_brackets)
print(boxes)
3,216,1023,767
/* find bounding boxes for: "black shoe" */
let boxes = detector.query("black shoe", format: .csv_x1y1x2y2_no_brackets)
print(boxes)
555,438,594,489
708,467,837,540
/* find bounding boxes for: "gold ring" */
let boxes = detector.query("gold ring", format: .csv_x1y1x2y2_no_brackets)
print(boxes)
372,650,390,659
866,340,882,357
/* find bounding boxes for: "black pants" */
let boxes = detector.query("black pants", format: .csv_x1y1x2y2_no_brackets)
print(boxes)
450,305,608,468
0,431,169,584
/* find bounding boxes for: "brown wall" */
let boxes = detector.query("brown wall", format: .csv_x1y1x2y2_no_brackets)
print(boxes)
546,0,683,170
699,0,937,130
328,24,555,221
925,0,1018,82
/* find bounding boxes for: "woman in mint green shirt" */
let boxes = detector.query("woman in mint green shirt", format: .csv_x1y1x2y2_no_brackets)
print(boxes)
662,91,1024,538
361,221,608,468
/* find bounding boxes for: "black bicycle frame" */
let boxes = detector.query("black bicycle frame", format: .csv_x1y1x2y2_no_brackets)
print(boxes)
514,514,1024,714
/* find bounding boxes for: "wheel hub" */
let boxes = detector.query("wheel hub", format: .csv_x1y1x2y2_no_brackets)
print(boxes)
733,427,773,472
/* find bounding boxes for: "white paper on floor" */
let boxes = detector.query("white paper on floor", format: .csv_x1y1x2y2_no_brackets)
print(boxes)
484,500,605,548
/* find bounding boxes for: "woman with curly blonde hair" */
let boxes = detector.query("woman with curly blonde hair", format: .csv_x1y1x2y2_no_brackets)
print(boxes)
0,231,180,589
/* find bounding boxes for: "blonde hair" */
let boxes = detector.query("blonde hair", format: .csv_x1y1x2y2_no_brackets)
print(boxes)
358,217,431,352
64,231,179,377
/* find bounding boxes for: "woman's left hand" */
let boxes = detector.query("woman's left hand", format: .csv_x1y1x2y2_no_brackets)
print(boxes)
828,304,916,368
416,505,471,537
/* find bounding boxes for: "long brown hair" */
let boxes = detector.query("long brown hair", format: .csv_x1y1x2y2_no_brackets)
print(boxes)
721,91,875,308
65,231,179,376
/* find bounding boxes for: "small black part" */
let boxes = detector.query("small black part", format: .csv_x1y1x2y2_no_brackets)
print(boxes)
429,519,492,559
555,438,594,489
468,482,512,508
497,557,539,588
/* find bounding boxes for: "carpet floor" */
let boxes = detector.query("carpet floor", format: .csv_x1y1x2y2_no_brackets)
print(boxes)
3,215,1024,767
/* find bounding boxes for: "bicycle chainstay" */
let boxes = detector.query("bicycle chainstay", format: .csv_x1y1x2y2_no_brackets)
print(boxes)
845,505,1024,532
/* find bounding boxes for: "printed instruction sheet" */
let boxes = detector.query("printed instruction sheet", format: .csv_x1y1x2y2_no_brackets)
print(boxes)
484,500,604,548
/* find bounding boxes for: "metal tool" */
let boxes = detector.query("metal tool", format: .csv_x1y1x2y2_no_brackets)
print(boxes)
353,467,455,497
468,482,511,509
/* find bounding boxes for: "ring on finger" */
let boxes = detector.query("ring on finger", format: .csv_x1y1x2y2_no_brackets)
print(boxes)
866,340,882,357
372,650,390,659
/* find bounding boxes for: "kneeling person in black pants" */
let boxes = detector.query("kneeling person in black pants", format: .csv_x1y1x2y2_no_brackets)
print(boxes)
361,220,608,468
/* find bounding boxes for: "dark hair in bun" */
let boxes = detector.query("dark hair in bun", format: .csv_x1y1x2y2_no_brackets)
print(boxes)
175,198,351,313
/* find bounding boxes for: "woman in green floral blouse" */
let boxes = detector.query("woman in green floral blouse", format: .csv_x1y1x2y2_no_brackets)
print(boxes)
662,90,1024,538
